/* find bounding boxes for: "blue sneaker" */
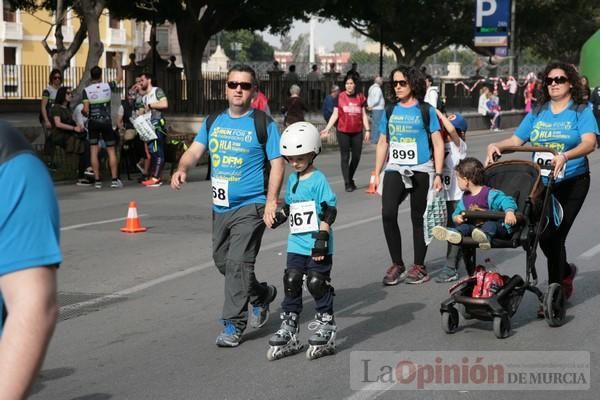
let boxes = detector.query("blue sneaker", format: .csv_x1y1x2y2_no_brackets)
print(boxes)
249,285,277,329
215,321,242,347
435,266,459,283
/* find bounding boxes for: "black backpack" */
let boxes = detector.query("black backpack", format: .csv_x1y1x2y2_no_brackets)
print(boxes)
204,109,272,193
385,101,434,154
532,102,588,117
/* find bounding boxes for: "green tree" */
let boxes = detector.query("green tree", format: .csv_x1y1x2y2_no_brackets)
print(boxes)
280,33,293,51
318,0,475,67
291,33,309,62
221,30,274,62
516,0,600,64
333,41,359,53
350,50,395,65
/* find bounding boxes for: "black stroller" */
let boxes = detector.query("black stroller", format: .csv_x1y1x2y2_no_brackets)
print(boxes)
440,146,566,339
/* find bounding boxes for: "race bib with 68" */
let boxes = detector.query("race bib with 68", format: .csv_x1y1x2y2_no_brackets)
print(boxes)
389,141,418,165
211,177,229,207
289,201,319,234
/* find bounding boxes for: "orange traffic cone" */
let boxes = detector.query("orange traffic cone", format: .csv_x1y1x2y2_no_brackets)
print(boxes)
120,201,147,233
365,171,377,194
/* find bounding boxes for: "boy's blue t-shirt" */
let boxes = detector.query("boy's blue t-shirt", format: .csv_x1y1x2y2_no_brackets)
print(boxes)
0,153,62,333
379,102,440,167
195,109,281,212
515,102,599,182
285,170,337,256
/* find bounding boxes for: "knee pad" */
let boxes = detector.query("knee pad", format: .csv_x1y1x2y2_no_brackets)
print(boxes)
283,269,304,298
306,271,332,300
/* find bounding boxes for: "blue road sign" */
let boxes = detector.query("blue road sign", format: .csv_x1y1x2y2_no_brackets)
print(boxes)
474,0,511,47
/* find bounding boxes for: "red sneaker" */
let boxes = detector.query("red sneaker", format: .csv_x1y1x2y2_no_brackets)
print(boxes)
405,264,430,284
382,264,406,286
142,177,162,187
561,264,577,300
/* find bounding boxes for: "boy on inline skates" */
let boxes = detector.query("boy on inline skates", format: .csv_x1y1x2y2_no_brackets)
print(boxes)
267,122,338,361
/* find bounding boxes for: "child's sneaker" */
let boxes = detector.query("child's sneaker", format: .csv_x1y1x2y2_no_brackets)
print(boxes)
471,228,491,250
94,180,102,189
249,285,277,329
111,178,123,188
435,266,459,283
382,264,407,286
405,264,430,284
561,264,577,300
215,320,242,347
432,226,462,244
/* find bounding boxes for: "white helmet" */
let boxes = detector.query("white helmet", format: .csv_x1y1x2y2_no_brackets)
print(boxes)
280,121,321,157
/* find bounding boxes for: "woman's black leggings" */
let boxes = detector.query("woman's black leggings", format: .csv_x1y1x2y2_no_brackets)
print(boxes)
336,131,363,185
539,173,590,284
381,170,430,266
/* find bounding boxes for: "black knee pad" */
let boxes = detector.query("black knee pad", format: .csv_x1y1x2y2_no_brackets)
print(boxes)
283,269,304,298
306,271,332,299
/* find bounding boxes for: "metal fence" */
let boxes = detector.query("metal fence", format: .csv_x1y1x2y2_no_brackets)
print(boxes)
1,63,542,114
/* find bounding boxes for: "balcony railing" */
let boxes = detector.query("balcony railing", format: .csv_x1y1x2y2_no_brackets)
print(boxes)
0,21,23,41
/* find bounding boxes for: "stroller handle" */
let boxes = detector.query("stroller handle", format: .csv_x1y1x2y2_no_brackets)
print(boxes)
494,146,558,161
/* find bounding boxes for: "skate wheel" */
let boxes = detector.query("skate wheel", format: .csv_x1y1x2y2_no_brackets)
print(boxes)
267,346,278,361
544,283,565,327
493,315,511,339
441,308,459,334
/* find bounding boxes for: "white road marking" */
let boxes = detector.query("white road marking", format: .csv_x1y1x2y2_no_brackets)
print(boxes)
579,243,600,259
60,215,149,232
59,209,408,314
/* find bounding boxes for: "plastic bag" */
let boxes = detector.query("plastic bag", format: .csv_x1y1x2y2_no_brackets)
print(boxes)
423,189,447,245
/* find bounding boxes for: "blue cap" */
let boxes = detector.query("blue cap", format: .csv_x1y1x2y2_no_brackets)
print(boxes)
449,113,468,133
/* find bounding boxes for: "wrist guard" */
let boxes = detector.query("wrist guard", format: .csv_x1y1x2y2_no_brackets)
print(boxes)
320,202,337,226
271,204,290,229
311,230,330,257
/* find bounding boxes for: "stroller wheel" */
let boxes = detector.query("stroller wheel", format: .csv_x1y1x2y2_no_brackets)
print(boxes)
441,308,459,334
544,283,566,327
493,315,511,339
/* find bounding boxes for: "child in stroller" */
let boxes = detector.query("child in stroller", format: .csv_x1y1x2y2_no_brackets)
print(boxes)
432,157,518,250
437,147,567,339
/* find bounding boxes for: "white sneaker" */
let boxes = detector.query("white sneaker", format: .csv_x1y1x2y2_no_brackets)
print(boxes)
111,179,123,188
471,228,491,249
94,181,102,189
432,226,462,244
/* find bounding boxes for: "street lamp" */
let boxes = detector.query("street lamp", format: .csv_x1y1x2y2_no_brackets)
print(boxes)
230,42,242,62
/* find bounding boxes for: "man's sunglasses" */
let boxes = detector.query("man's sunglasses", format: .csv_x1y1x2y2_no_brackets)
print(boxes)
545,76,569,86
393,80,409,88
227,81,253,90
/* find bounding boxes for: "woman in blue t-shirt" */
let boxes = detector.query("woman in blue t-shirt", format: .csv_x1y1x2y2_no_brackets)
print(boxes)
374,65,444,286
486,62,598,308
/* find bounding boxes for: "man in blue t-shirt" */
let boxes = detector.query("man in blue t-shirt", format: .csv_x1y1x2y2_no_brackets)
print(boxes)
0,121,62,399
171,64,285,348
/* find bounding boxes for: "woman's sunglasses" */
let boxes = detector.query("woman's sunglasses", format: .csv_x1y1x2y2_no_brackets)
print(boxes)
393,80,409,88
52,75,62,81
545,76,569,86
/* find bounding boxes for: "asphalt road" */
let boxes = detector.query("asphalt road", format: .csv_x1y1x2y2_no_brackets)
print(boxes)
31,130,600,400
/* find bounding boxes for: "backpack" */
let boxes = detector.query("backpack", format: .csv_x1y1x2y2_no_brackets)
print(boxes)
385,101,434,154
471,266,506,298
204,109,271,194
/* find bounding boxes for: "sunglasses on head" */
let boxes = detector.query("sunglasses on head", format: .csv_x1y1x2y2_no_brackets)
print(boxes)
545,76,569,86
227,81,253,90
393,80,409,88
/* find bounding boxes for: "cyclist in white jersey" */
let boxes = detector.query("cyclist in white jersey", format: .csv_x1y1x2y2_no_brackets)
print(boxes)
82,66,122,189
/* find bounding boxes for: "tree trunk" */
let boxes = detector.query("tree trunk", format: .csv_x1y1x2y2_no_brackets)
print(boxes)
73,0,106,103
42,0,87,73
175,12,211,113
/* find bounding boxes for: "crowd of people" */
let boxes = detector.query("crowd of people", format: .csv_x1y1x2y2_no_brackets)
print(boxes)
3,58,599,396
39,64,171,188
